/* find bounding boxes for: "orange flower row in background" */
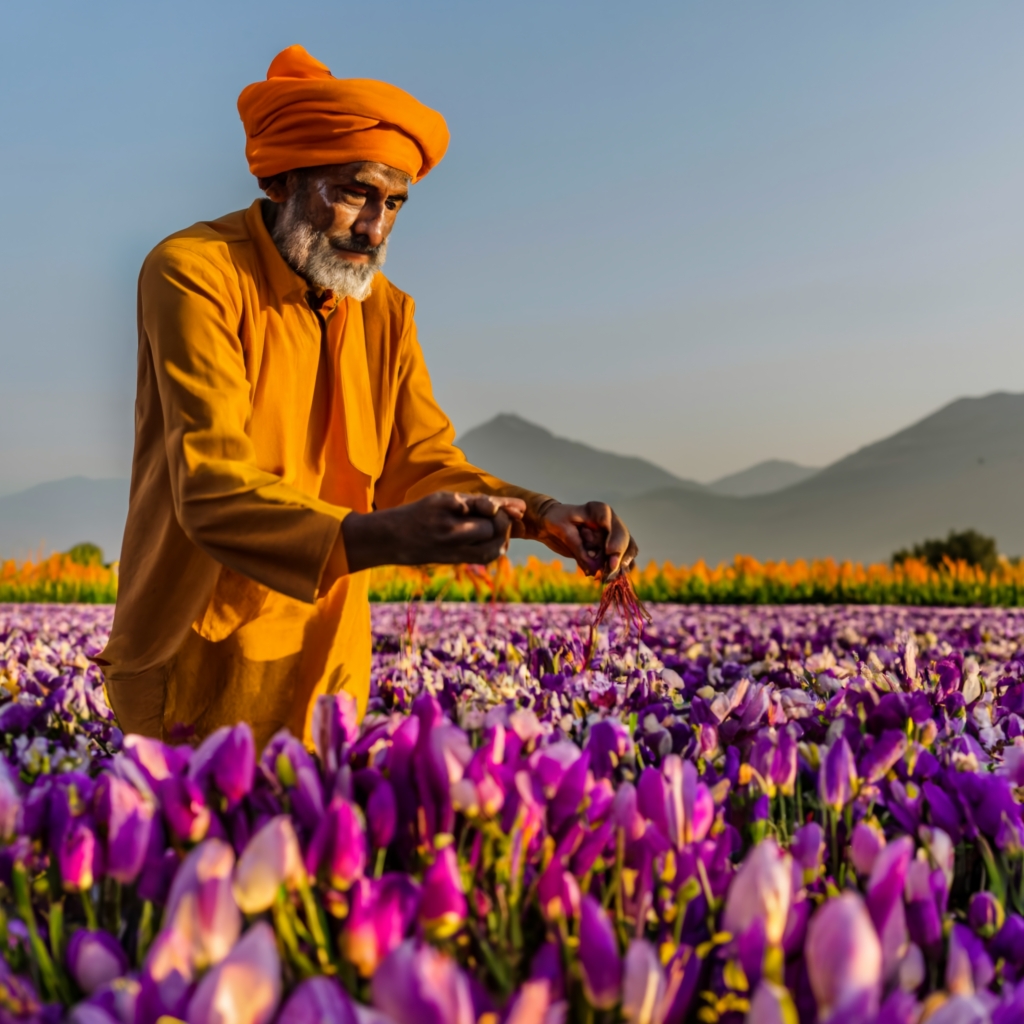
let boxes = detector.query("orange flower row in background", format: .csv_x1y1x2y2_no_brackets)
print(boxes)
7,551,1024,606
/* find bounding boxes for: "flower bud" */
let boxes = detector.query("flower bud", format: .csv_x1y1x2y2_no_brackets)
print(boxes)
186,921,281,1024
66,929,128,995
806,893,882,1020
723,839,792,946
233,816,305,914
419,846,466,939
578,896,622,1011
968,891,1005,940
165,838,241,970
277,976,357,1024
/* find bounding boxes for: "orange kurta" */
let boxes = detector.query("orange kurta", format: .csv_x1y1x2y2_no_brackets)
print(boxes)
99,199,546,748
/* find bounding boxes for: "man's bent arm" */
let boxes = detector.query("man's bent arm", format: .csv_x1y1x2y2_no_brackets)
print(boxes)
141,243,351,603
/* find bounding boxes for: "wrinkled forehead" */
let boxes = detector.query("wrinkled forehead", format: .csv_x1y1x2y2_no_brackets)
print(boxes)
302,161,412,193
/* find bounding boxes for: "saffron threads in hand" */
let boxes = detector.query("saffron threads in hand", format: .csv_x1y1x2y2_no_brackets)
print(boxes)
583,570,651,670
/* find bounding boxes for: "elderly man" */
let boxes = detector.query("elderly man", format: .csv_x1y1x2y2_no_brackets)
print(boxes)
98,45,637,748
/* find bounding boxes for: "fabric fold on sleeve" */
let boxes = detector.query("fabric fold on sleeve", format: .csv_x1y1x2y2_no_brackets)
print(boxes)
142,244,352,604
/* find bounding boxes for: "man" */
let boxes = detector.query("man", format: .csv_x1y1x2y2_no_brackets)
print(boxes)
98,45,637,748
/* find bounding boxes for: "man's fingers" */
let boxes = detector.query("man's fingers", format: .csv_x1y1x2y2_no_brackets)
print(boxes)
463,494,527,520
584,501,614,533
446,516,498,544
601,513,632,581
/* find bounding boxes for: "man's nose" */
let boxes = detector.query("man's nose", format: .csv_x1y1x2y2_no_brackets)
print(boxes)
353,205,387,248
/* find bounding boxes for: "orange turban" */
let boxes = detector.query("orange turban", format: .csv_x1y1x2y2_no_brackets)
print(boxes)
238,45,449,182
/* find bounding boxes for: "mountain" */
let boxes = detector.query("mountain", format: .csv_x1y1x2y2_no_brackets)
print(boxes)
456,413,703,504
0,478,129,562
708,459,819,497
8,392,1024,568
617,392,1024,564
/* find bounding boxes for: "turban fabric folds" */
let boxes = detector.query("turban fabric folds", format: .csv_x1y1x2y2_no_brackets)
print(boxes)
238,45,449,182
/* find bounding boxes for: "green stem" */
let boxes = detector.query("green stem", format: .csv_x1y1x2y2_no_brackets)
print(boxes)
12,864,69,1005
298,879,336,974
136,901,155,968
273,892,317,979
81,889,99,931
374,847,387,880
48,899,64,966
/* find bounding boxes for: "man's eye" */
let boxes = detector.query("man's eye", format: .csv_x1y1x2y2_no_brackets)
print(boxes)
385,200,398,210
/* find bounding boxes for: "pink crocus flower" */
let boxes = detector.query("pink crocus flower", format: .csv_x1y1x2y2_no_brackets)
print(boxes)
186,921,281,1024
805,892,882,1021
164,838,241,970
233,815,305,914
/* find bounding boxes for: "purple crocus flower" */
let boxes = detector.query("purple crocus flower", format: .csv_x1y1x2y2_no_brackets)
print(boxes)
578,896,622,1010
0,761,22,841
904,859,944,956
306,797,366,892
123,735,190,787
310,692,359,776
859,730,907,785
790,822,825,873
135,927,194,1024
529,941,565,1001
662,755,713,848
164,838,241,970
66,930,128,995
342,874,421,979
419,845,467,939
849,822,885,877
370,940,475,1024
188,724,256,807
805,893,882,1021
537,863,581,923
366,779,397,850
233,815,305,914
866,836,913,981
819,737,856,812
93,770,153,884
155,775,210,844
59,816,99,893
968,892,1005,939
586,718,634,780
946,922,994,996
722,839,792,946
277,976,357,1024
621,939,667,1024
748,980,799,1024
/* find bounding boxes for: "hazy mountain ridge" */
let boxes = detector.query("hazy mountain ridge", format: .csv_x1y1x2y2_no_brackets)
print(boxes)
0,478,130,563
707,459,819,497
456,413,703,504
5,393,1024,565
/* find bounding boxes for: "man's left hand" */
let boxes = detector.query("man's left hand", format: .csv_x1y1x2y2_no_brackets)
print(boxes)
525,501,638,580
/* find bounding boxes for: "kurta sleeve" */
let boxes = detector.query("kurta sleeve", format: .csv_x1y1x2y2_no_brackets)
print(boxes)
374,306,553,522
140,243,349,603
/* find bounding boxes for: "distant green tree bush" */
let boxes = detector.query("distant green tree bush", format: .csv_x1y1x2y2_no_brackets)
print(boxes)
892,529,998,574
66,542,105,567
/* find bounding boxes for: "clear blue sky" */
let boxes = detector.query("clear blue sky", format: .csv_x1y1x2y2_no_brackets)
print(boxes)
1,1,1022,494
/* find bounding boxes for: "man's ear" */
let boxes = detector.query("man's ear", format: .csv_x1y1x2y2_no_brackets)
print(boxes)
258,173,290,203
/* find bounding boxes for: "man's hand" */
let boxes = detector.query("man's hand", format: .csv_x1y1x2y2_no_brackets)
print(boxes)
530,501,638,580
341,492,525,574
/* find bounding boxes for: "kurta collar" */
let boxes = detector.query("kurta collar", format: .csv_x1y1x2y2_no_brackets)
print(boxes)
244,199,339,313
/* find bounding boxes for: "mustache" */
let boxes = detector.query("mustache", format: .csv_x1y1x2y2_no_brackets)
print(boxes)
328,233,385,259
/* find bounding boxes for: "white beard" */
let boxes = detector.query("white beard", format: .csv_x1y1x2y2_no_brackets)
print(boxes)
271,192,387,300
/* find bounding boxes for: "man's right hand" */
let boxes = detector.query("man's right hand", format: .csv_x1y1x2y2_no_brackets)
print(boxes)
339,492,526,575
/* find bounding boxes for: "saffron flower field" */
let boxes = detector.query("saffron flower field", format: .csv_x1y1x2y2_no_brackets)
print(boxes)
3,602,1024,1021
9,553,1024,606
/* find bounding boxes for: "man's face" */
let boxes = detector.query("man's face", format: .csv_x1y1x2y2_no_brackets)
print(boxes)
265,162,410,298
